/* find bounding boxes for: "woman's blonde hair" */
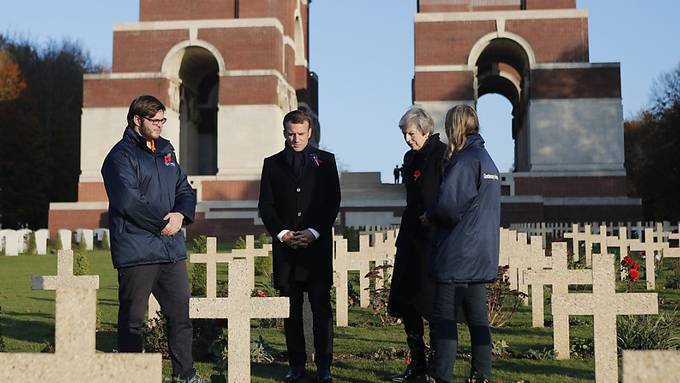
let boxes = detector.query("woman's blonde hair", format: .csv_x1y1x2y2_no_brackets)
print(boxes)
444,104,479,157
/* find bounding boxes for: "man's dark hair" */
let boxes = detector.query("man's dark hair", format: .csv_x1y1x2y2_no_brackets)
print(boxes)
283,109,311,130
126,95,166,128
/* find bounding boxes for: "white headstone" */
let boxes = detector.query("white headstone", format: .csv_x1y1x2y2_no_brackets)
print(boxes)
34,229,49,255
76,228,94,251
57,229,72,251
95,228,110,248
1,230,20,256
16,229,31,253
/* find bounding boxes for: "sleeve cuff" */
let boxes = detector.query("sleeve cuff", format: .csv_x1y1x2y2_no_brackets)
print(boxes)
277,230,290,242
308,228,320,239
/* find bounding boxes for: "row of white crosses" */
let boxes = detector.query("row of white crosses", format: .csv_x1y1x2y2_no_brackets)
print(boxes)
502,227,664,383
332,229,397,327
563,223,678,290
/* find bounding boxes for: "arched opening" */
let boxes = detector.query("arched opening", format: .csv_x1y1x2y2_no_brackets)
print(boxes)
474,37,530,172
179,46,219,175
478,94,514,172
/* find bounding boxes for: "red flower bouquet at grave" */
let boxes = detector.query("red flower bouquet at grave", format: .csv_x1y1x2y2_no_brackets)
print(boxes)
621,255,641,285
629,268,640,282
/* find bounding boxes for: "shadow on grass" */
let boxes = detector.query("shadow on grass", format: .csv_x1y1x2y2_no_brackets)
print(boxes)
95,330,117,352
495,359,594,381
1,313,53,344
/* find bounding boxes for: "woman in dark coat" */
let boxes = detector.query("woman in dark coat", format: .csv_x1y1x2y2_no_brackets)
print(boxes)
388,106,447,382
423,104,500,383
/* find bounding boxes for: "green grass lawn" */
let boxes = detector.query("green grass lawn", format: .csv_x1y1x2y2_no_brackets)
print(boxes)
1,250,679,382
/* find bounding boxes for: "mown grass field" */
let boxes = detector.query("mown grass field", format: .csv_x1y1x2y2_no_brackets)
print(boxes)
1,249,679,382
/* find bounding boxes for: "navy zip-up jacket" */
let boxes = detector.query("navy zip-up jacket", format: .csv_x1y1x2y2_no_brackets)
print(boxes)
101,128,196,268
427,133,500,283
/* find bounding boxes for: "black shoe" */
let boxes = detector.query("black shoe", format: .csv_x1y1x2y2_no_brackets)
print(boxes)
316,368,332,383
391,366,427,382
284,366,306,382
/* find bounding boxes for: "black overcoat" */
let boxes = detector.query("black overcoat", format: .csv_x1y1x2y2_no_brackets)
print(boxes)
258,146,341,290
388,134,446,319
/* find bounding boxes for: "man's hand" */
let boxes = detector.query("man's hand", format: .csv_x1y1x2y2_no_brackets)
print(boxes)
282,230,300,249
292,230,316,248
161,212,184,236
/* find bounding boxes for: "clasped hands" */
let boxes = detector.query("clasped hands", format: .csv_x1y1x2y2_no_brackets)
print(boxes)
161,212,184,236
282,230,316,249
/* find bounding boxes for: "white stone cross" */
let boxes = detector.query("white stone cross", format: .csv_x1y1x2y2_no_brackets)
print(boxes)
664,227,680,262
564,223,594,266
629,228,665,290
189,251,289,383
524,242,591,333
0,250,161,382
551,251,658,383
150,236,272,319
507,232,531,300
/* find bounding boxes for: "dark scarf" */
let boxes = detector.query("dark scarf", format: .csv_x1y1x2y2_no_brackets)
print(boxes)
284,143,310,178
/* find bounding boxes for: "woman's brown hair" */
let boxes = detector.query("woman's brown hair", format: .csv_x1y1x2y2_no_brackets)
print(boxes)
444,104,479,158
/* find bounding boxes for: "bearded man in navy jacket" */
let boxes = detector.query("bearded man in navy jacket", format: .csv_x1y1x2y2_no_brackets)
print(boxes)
258,110,341,383
101,95,205,383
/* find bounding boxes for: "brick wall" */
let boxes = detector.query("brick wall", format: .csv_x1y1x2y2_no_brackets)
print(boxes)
414,71,474,101
84,78,171,108
531,67,621,99
48,210,109,238
506,18,588,63
199,27,283,72
113,30,189,72
140,0,236,21
415,20,496,66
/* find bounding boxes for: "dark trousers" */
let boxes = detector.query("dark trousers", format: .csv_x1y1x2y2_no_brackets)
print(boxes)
402,304,429,372
117,261,194,378
279,282,333,370
430,283,492,383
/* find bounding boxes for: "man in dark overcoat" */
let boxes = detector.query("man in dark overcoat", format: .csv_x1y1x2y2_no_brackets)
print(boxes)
258,110,341,383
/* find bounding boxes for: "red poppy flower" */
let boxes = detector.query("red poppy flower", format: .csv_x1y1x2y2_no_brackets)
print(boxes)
621,255,634,266
164,153,173,164
631,261,639,270
413,170,422,180
629,268,640,282
256,289,266,297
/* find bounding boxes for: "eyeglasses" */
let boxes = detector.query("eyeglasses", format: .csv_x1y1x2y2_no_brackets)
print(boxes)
142,116,168,126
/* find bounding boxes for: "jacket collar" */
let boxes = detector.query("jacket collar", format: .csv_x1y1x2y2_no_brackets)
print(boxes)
123,127,173,155
463,133,485,150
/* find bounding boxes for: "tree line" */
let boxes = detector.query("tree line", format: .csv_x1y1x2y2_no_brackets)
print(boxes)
0,35,102,229
625,63,680,221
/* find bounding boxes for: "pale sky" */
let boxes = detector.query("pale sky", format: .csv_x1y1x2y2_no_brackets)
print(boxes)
2,1,678,179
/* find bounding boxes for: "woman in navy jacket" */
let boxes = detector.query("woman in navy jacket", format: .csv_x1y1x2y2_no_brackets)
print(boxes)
422,104,500,383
